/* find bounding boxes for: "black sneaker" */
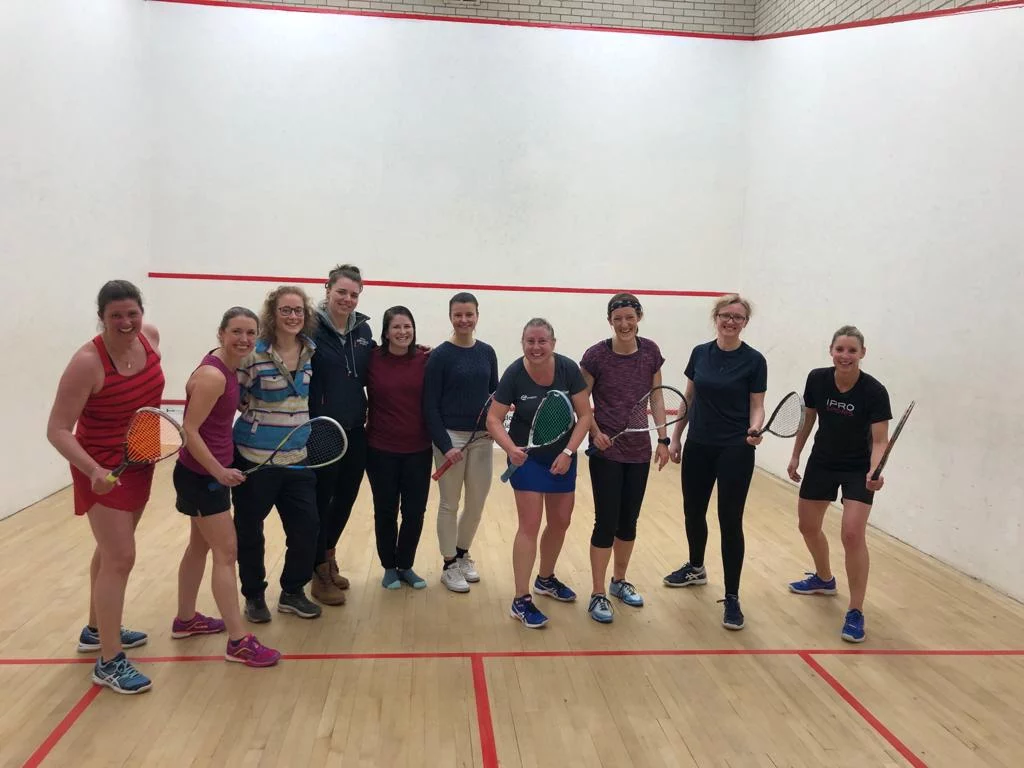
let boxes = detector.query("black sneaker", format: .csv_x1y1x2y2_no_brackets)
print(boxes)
278,590,322,619
663,562,708,588
720,594,745,630
244,596,272,624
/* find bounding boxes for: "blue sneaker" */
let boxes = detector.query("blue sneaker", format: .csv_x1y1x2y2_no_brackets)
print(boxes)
842,609,866,643
510,596,548,628
534,574,577,602
789,572,838,595
92,652,152,695
609,578,644,607
587,594,614,624
382,568,401,590
398,568,427,590
77,625,148,653
663,562,708,588
720,594,745,630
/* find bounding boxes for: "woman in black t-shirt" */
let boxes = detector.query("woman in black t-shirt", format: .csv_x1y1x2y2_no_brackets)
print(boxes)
664,294,767,632
787,325,892,644
487,318,592,629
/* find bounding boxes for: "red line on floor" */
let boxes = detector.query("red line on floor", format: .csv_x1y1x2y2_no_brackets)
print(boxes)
2,648,1023,666
21,685,101,768
471,655,499,768
799,652,928,768
147,271,731,298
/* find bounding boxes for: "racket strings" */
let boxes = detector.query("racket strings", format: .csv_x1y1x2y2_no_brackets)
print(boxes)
531,395,573,445
765,394,804,438
125,410,177,462
650,388,686,429
305,420,346,466
624,395,653,431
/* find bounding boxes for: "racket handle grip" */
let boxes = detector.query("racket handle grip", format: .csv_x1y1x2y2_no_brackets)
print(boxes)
500,463,518,483
432,459,454,482
584,444,598,457
869,465,882,482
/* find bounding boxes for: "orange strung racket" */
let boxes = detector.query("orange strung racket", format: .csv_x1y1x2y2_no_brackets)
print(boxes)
106,407,186,482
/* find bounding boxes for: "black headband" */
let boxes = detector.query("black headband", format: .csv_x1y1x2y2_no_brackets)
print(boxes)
608,298,642,314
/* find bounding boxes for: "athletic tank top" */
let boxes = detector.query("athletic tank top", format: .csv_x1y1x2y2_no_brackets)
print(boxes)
178,354,239,475
75,333,166,468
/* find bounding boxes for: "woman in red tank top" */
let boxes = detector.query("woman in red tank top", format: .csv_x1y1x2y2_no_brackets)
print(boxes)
170,306,280,668
46,281,165,695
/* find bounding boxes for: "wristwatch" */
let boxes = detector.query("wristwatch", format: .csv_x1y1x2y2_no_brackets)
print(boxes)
561,448,574,457
657,437,671,446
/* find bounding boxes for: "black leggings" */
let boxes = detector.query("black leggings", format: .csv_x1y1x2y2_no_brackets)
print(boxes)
588,454,650,548
681,440,755,596
365,447,432,570
231,451,319,599
314,426,368,566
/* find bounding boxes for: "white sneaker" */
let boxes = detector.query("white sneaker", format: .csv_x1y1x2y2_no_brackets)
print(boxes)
456,555,480,583
441,565,470,593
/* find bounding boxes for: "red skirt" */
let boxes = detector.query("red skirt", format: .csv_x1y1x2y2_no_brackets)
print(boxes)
71,464,156,516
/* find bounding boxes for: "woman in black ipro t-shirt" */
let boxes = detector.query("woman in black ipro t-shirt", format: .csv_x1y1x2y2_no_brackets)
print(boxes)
787,325,891,644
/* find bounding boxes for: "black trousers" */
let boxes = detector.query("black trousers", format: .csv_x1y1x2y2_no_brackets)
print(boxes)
365,447,433,570
314,426,368,566
231,451,319,599
587,454,650,548
681,440,755,596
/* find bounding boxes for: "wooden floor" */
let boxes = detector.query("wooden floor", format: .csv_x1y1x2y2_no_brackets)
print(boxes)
2,458,1023,768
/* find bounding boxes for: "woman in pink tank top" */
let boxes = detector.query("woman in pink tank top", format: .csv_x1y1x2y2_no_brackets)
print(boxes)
170,307,280,668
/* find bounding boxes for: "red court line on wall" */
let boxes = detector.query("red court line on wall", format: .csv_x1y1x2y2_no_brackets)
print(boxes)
152,0,752,40
153,0,1024,41
471,655,500,768
21,684,101,768
800,652,928,768
148,271,730,298
756,1,1024,40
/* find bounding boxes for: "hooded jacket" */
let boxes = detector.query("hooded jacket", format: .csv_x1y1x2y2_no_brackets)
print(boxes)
309,305,376,429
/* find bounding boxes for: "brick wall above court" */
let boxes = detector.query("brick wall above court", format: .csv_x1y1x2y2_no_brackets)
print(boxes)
192,0,1005,36
754,0,998,36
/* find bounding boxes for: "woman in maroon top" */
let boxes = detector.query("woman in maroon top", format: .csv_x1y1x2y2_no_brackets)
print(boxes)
47,281,165,694
579,293,669,624
171,307,280,668
365,306,432,589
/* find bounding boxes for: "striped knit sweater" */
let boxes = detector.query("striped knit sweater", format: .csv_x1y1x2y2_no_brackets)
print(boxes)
232,337,316,464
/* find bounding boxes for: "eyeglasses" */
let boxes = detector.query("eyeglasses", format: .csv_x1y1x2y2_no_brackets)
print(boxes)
277,306,305,317
716,313,747,323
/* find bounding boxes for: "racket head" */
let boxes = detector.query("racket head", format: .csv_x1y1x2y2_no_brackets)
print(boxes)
623,385,688,433
433,394,494,481
500,392,574,483
112,407,185,478
760,391,805,438
261,417,347,470
871,400,915,480
527,390,575,448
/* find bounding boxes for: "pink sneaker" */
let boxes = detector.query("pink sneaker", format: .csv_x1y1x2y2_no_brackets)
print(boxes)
225,634,281,668
171,612,226,639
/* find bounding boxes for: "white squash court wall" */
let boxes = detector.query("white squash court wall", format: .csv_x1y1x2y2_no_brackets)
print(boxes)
1,0,150,519
743,8,1024,600
5,0,1023,602
145,3,750,394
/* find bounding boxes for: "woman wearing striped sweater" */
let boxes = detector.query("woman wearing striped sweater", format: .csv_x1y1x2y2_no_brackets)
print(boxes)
231,286,323,623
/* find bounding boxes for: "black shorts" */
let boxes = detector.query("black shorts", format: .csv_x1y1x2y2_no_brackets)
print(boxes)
799,464,874,505
173,461,231,517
